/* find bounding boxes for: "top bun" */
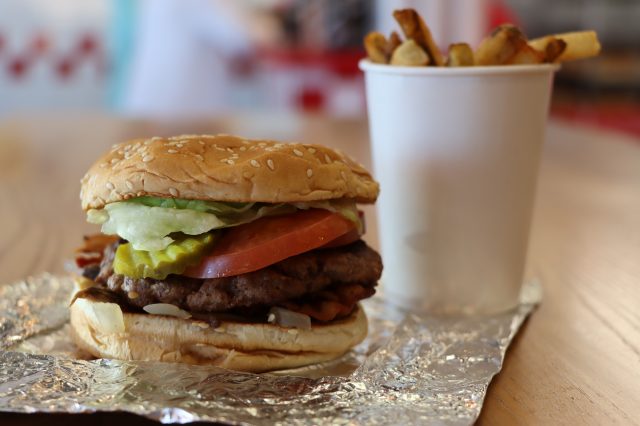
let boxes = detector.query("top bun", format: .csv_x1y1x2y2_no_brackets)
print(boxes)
81,134,379,210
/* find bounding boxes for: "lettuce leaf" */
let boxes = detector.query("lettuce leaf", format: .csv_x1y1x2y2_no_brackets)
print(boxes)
87,203,226,251
128,197,255,216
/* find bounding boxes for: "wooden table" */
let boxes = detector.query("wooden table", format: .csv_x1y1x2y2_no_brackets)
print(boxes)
0,114,638,425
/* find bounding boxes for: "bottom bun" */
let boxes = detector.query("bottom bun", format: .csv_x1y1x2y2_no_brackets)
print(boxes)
69,296,367,372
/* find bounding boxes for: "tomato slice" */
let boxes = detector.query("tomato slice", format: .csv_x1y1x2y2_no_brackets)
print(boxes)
321,210,364,249
183,209,357,279
321,228,360,249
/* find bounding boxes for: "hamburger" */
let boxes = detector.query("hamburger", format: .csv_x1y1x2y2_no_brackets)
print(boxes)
70,134,382,372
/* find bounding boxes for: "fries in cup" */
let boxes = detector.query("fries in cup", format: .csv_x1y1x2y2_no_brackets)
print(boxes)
391,40,430,66
364,32,390,64
529,31,601,62
364,9,600,67
447,43,474,67
393,9,445,66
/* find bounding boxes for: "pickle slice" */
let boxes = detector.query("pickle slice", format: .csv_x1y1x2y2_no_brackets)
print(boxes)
114,233,215,280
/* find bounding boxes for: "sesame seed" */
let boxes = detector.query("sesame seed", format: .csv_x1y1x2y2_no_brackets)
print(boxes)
142,155,154,162
151,136,162,141
324,154,332,163
124,152,132,159
308,147,316,154
100,163,107,168
176,143,184,148
125,180,133,190
267,159,275,170
117,150,124,155
250,159,260,168
307,168,313,178
194,154,204,161
227,159,235,165
239,146,246,151
128,291,139,299
293,148,304,157
144,139,153,145
226,148,234,153
168,149,178,154
169,187,179,197
340,170,347,180
106,182,115,190
110,158,119,164
199,140,205,145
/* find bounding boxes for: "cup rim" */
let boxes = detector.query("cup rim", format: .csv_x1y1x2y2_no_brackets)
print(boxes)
359,59,561,76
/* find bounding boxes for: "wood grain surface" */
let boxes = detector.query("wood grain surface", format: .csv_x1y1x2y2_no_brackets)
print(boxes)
0,114,638,425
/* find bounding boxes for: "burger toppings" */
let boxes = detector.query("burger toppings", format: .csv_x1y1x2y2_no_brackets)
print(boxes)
182,209,356,279
84,238,381,323
87,196,361,252
74,234,120,268
142,303,192,319
268,307,312,330
113,233,217,280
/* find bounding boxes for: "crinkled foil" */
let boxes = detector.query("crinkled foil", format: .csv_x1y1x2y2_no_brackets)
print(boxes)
0,274,541,425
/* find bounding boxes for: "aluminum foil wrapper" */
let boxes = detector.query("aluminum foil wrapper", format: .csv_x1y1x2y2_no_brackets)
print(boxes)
0,274,541,425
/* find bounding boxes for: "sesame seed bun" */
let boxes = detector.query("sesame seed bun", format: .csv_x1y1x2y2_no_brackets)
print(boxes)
69,296,368,373
80,134,379,210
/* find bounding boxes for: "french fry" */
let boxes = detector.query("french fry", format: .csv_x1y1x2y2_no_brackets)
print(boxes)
475,25,529,65
390,39,430,66
529,31,600,62
393,9,445,66
364,32,389,64
386,31,402,58
447,43,474,66
508,43,544,65
538,37,567,63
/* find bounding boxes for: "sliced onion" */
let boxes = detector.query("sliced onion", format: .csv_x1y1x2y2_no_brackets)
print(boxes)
268,307,312,330
143,303,192,319
75,299,125,334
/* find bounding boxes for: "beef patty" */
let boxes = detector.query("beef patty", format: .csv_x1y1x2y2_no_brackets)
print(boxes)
91,240,382,321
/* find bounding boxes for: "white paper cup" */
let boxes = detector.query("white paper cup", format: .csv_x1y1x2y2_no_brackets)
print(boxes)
360,60,559,315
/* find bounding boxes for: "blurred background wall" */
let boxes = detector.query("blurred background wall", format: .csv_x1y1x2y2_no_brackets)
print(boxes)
0,0,638,134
